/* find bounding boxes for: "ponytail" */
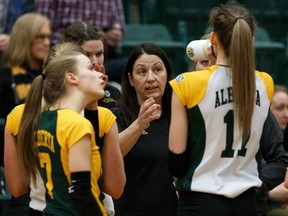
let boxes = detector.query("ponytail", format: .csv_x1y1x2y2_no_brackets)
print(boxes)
209,2,257,140
18,75,45,183
230,18,255,140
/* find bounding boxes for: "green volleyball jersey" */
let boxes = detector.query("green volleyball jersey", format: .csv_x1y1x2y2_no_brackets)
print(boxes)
170,65,274,198
37,109,106,215
7,105,107,216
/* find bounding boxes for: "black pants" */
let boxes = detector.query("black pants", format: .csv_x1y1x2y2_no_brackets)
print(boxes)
177,188,258,216
11,193,43,216
30,208,43,216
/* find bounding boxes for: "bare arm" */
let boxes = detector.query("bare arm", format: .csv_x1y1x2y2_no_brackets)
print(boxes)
169,92,188,153
69,134,105,216
69,135,91,172
100,122,125,199
119,97,161,156
167,92,190,177
4,126,29,197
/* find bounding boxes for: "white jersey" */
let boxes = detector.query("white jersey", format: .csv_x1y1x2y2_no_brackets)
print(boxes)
29,172,46,211
170,65,274,198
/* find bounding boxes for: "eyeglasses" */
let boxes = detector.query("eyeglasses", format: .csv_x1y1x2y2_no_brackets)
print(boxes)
34,34,51,42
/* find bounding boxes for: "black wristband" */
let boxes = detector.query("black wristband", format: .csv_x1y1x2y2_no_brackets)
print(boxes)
11,193,30,216
167,149,190,177
69,171,103,216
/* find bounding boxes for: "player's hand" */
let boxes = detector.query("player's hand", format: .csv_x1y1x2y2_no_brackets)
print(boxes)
94,64,106,75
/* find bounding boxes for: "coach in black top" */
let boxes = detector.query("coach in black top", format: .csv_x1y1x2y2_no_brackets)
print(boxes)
114,43,178,216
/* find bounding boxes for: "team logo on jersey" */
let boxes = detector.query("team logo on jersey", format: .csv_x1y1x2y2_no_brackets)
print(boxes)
105,90,111,98
175,74,184,82
102,90,116,104
68,185,74,194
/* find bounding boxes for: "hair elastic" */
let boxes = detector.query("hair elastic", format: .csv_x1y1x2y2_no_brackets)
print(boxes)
234,17,244,23
41,73,46,80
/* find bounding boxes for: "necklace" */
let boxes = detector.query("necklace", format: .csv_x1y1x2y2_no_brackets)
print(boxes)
217,63,229,67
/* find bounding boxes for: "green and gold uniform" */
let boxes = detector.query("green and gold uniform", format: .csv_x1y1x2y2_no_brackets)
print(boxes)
7,105,110,216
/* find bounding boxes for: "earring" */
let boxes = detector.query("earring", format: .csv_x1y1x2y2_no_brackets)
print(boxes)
130,82,134,87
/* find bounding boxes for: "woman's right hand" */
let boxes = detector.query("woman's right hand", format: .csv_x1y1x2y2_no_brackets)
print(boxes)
135,97,161,130
118,97,161,156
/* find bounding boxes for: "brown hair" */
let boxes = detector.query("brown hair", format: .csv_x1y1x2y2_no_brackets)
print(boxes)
17,43,85,183
61,21,104,46
274,85,288,95
209,2,257,140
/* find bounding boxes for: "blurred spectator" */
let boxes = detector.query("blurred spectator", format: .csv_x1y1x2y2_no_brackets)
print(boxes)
5,0,35,34
270,85,288,130
35,0,127,83
265,85,288,215
0,0,9,33
0,0,9,54
0,12,51,166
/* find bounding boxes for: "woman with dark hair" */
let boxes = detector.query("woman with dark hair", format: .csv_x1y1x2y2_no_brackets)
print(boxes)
113,43,177,216
62,21,121,110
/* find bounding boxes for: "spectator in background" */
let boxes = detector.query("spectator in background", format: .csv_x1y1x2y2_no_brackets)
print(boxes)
35,0,127,83
0,12,51,166
270,85,288,131
0,0,9,54
262,85,288,216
